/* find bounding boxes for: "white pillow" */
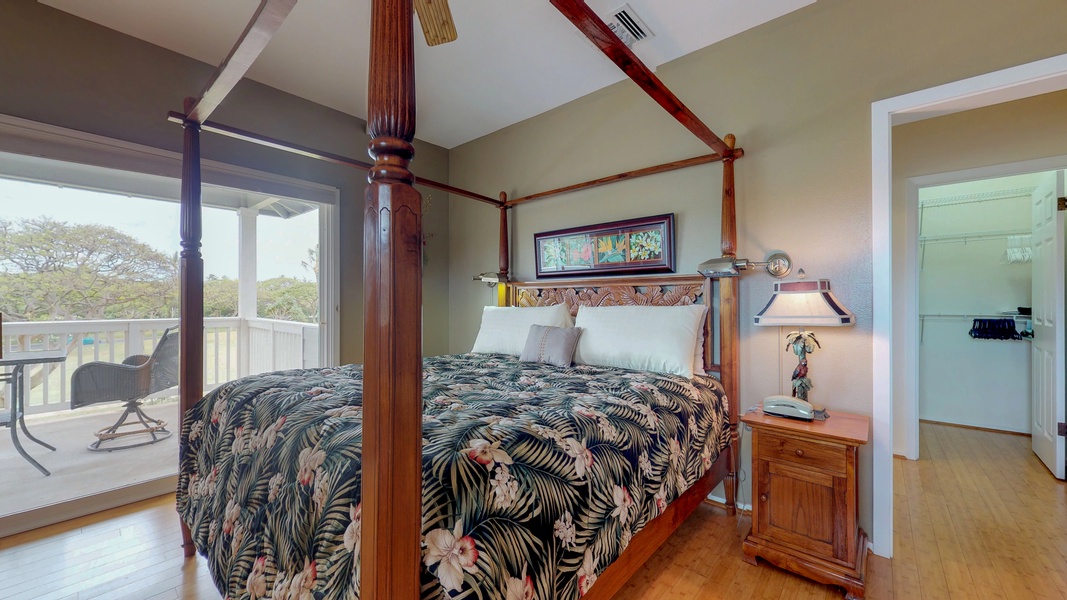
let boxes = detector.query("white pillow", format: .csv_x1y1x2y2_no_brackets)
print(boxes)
574,305,706,378
471,304,572,355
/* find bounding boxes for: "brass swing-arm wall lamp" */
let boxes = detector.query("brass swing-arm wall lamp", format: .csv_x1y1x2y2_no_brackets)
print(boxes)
473,272,509,286
697,251,792,279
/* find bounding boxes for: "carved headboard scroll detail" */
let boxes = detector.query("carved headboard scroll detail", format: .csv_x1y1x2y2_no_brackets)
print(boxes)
506,275,717,373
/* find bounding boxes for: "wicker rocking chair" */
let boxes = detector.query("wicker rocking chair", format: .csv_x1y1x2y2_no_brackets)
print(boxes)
71,327,179,451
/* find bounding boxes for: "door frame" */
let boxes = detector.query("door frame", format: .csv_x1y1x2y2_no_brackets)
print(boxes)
319,201,341,367
871,52,1067,559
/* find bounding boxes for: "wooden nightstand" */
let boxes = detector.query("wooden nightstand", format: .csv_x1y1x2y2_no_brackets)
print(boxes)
741,408,870,599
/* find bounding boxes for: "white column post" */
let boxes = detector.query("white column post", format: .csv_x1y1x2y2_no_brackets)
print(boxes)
127,321,145,359
237,207,258,378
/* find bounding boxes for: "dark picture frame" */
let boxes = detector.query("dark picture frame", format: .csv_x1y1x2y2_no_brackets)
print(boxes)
534,213,675,278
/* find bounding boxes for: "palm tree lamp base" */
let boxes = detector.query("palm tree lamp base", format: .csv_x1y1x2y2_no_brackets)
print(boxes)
787,329,819,401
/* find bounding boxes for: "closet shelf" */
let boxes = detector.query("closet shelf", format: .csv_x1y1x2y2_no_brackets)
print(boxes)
918,187,1034,209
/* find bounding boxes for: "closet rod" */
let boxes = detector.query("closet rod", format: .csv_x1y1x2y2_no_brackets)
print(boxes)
919,313,1031,343
919,313,1030,320
919,228,1030,245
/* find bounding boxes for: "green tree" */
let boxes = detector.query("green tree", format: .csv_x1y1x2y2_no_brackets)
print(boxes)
257,277,318,323
204,275,239,317
0,218,178,321
0,218,319,324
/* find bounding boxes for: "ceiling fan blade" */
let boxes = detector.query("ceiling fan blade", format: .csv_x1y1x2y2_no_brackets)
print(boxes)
414,0,458,46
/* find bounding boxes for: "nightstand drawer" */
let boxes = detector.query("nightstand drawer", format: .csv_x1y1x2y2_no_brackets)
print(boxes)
757,432,846,474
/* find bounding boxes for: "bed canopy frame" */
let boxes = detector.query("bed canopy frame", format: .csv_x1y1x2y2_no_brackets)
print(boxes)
172,1,744,598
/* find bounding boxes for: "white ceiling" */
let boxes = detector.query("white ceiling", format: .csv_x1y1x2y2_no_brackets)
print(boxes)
41,0,814,149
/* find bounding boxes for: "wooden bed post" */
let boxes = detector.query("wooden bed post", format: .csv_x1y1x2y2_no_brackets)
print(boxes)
719,133,739,516
361,1,423,599
498,193,509,281
497,193,510,307
178,98,204,557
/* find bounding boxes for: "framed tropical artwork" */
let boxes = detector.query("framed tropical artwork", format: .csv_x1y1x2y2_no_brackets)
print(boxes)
534,213,675,278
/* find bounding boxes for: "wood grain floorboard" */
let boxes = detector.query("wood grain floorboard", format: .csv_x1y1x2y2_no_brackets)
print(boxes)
895,422,1067,600
0,423,1063,599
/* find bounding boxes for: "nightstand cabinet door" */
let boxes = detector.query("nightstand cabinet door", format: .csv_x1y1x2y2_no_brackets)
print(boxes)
756,457,850,563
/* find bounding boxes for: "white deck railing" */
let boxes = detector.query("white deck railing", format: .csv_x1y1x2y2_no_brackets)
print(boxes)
246,317,320,375
1,317,319,415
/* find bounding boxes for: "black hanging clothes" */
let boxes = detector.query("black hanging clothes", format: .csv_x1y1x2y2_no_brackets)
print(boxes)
969,318,1021,340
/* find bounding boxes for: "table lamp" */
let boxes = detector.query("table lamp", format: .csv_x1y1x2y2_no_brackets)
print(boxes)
753,276,854,401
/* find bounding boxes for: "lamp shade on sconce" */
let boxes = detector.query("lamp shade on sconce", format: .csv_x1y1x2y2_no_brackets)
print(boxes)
754,279,854,327
696,257,741,278
473,272,508,285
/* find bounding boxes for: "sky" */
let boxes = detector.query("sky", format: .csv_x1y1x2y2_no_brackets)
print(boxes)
0,177,319,281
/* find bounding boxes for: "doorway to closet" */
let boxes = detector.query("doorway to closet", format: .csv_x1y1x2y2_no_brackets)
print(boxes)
915,168,1065,479
917,173,1041,435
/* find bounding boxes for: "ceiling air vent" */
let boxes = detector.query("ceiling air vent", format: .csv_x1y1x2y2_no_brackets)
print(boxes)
605,4,653,48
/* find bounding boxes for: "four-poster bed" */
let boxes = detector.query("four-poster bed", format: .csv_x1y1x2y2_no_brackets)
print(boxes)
173,1,746,599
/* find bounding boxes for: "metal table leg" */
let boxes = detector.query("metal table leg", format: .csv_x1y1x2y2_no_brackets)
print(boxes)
15,365,55,448
7,365,52,476
19,416,56,451
9,412,50,476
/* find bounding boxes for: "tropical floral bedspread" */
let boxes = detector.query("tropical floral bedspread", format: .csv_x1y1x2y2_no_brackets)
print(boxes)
177,353,729,600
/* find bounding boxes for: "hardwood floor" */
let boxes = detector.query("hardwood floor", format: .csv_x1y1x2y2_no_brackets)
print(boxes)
0,495,218,600
611,502,893,600
890,422,1067,600
0,422,1062,599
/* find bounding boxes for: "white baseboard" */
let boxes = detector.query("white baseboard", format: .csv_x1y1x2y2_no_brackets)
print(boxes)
707,492,754,513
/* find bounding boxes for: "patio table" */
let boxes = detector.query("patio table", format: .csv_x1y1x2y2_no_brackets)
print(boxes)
1,350,67,476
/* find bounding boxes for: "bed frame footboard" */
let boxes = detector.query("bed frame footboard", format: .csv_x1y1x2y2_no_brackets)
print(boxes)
582,448,735,600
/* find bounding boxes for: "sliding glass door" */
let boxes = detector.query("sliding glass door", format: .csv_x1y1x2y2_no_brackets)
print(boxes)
0,151,337,536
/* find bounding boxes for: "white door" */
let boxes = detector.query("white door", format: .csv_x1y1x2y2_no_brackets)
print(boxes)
1031,170,1065,479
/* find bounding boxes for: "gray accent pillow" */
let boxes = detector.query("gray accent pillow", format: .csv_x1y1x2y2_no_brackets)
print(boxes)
519,325,583,367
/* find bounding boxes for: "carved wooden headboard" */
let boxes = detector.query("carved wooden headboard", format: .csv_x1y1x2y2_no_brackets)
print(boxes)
505,275,718,374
